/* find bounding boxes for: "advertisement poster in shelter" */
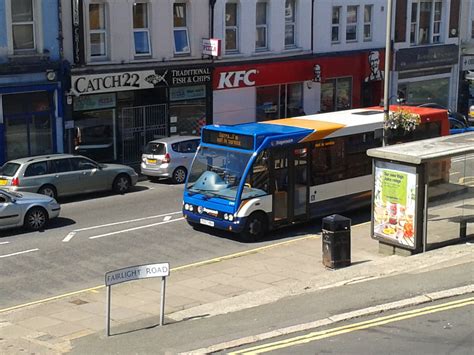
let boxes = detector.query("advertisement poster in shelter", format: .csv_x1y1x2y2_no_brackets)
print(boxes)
373,166,417,248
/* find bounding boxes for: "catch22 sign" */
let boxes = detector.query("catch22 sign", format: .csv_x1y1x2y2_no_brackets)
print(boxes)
71,68,211,96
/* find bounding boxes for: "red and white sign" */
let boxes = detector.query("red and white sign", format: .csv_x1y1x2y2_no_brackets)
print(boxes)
217,69,257,89
202,38,221,57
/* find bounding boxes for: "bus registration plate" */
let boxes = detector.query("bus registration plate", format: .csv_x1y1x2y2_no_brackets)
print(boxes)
200,218,214,227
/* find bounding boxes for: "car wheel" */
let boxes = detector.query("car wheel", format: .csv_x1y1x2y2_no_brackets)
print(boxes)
113,174,131,194
38,185,57,199
172,167,187,184
241,212,267,242
24,207,48,231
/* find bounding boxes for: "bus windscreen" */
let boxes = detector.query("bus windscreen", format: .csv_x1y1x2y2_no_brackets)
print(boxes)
202,130,254,150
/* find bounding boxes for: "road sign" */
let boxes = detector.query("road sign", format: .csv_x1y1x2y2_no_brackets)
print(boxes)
105,263,170,286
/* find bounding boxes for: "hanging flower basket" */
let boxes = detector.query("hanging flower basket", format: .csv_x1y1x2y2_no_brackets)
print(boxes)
384,108,421,132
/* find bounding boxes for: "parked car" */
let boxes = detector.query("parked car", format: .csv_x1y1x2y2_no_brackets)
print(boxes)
449,116,474,135
141,136,200,184
0,154,138,199
0,188,60,231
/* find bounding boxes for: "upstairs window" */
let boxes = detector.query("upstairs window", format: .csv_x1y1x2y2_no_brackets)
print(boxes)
225,3,239,53
256,2,268,50
11,0,35,52
133,2,151,56
173,3,190,54
285,0,296,47
410,0,443,45
331,6,341,43
346,5,358,42
89,3,107,58
364,5,372,41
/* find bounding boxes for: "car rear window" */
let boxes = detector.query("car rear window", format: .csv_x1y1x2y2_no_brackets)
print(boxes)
1,163,21,177
145,143,166,155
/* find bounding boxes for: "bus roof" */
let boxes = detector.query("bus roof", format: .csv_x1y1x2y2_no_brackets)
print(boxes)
203,105,449,148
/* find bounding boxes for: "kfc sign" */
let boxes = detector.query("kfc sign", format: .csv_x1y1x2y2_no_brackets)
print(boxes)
217,69,257,89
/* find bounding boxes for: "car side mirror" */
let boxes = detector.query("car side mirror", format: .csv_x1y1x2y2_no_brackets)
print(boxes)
10,198,16,203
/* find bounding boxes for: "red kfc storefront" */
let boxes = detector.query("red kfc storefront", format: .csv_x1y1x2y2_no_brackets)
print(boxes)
212,50,385,125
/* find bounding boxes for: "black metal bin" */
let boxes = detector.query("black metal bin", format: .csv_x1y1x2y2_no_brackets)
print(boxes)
322,214,351,269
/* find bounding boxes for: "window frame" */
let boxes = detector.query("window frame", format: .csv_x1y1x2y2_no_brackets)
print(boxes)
410,0,443,45
88,2,108,60
363,5,372,42
331,6,341,44
225,2,239,53
346,5,358,42
256,1,268,51
132,2,151,57
173,2,191,55
10,0,36,52
284,0,297,48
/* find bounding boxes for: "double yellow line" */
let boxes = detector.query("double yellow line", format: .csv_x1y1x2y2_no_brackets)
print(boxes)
231,296,474,354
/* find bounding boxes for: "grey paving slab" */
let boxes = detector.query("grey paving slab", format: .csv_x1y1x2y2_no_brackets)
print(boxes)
204,284,248,297
16,315,64,331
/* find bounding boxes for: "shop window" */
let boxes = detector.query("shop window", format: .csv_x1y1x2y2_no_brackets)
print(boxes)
256,83,303,121
331,6,341,43
225,3,239,53
410,0,443,45
346,5,358,42
133,2,151,56
256,2,268,51
173,3,190,55
398,78,449,107
364,5,372,41
89,3,107,59
321,77,352,113
11,0,36,52
284,0,296,48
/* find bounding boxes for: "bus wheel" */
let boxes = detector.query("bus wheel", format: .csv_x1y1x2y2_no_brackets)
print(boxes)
241,212,267,242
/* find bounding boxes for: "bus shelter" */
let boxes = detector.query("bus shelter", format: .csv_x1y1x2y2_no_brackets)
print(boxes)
367,132,474,254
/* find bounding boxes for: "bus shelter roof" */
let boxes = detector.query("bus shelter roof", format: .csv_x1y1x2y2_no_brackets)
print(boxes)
367,132,474,165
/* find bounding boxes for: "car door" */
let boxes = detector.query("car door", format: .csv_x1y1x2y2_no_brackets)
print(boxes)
70,157,106,192
0,191,22,228
50,158,80,197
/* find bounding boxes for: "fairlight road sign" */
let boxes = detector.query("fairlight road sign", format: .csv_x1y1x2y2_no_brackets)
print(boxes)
105,263,170,286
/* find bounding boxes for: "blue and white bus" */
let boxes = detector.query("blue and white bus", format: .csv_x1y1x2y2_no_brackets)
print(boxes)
182,106,449,241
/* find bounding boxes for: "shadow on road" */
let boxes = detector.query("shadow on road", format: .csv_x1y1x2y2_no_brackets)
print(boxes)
58,185,149,204
0,217,76,238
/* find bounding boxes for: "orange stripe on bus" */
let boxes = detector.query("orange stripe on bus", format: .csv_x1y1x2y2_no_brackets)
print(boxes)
261,119,345,142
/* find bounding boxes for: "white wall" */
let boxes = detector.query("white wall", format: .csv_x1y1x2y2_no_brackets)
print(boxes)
313,1,387,53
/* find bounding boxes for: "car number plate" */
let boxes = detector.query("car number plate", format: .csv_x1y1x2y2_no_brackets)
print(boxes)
147,159,157,164
0,179,7,186
200,218,214,227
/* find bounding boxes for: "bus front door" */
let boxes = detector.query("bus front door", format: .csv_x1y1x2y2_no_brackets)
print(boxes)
271,145,309,226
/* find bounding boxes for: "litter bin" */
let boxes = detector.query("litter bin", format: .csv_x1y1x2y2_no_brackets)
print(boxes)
322,214,351,269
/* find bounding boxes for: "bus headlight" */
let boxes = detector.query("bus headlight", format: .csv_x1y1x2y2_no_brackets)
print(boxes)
228,214,234,222
189,205,194,212
224,214,229,220
184,204,189,210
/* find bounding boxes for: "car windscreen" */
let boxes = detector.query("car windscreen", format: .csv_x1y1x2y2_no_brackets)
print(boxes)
0,163,21,177
145,142,166,155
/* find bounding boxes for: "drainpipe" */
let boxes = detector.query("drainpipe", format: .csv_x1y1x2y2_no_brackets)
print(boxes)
311,0,315,53
383,0,393,146
210,0,217,38
57,0,64,59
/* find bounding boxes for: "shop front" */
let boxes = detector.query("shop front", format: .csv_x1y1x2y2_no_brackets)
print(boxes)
0,82,62,165
68,66,212,164
212,51,384,125
459,55,474,123
395,45,459,108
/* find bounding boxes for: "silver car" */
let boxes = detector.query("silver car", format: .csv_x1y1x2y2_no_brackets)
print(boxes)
0,188,60,231
141,136,200,184
0,154,139,199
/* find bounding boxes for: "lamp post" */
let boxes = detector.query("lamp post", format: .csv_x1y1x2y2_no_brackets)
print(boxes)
383,0,393,146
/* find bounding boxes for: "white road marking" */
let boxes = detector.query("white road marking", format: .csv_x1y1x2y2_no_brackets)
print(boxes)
0,248,39,259
163,216,172,221
0,242,10,245
89,217,185,240
62,232,76,243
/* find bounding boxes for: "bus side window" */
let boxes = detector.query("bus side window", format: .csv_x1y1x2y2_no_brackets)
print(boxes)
246,151,270,193
311,139,345,185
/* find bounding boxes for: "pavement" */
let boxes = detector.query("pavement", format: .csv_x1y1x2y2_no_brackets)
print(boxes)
0,222,473,354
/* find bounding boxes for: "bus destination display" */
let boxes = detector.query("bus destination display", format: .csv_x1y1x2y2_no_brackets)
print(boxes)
203,131,254,150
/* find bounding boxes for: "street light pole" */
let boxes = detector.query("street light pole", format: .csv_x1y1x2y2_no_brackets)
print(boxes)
383,0,393,146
